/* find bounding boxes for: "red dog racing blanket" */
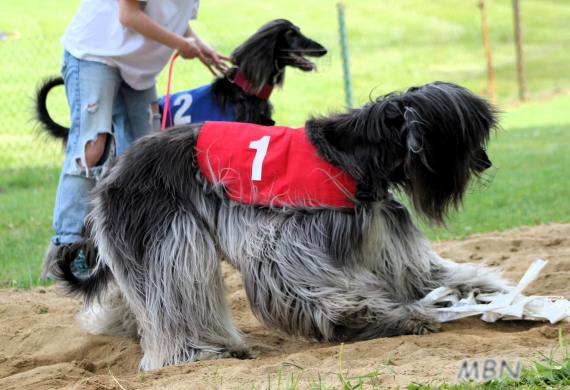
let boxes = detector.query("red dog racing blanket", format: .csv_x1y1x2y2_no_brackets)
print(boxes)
196,122,357,208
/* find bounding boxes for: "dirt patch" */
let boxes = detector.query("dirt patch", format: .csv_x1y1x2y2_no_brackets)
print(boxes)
2,223,570,389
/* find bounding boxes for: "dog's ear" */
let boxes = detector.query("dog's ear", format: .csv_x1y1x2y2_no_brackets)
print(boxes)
399,82,499,225
304,111,366,181
305,100,409,200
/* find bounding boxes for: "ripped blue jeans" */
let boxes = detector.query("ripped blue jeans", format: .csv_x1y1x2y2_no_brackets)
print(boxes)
52,51,157,245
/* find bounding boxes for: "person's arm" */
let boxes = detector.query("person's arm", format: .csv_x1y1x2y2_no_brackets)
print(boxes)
118,0,215,65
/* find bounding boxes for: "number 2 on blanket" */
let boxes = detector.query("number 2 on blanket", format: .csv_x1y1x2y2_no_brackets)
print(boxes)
249,136,271,181
173,94,192,125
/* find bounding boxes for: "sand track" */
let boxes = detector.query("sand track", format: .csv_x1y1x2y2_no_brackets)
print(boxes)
2,223,570,389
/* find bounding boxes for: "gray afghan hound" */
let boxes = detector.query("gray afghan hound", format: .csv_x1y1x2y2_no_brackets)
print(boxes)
51,81,510,371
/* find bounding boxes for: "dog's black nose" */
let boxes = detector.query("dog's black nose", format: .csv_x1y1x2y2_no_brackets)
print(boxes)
313,47,328,56
476,149,492,171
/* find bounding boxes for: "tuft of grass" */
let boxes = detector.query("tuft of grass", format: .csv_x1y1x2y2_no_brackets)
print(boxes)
108,366,128,390
530,328,570,387
405,328,570,389
198,358,225,389
243,345,407,389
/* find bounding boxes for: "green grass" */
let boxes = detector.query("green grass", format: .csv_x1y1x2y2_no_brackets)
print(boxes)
0,167,59,288
0,0,569,284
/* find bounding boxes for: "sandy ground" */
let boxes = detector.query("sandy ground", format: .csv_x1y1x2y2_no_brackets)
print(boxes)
1,223,570,390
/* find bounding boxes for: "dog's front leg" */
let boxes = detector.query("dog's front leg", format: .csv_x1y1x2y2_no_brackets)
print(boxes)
239,252,442,342
325,279,443,341
427,255,512,296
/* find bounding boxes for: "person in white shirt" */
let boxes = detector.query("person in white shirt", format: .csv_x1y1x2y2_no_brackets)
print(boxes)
43,0,228,278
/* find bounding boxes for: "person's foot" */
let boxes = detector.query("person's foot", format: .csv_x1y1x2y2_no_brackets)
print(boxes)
69,249,91,278
41,244,91,279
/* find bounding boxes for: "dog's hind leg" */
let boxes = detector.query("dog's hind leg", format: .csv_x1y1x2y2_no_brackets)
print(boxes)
146,219,251,370
95,211,251,370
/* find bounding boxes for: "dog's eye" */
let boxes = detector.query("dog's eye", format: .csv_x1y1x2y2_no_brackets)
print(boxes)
285,29,297,39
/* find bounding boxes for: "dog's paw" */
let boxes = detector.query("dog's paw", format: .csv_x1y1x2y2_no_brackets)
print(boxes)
229,347,259,360
195,345,257,361
403,312,441,335
400,305,441,335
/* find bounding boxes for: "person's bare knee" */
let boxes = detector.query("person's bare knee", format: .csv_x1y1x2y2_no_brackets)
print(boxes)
151,101,159,115
78,133,108,168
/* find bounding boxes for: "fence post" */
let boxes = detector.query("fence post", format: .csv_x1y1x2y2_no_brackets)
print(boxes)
478,0,497,102
337,3,353,108
512,0,526,101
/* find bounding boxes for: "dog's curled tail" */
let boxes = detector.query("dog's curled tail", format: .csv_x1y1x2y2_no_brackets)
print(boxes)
34,76,69,145
51,240,111,305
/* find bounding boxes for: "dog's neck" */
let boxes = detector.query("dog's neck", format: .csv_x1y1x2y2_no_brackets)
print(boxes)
231,68,274,100
210,75,275,126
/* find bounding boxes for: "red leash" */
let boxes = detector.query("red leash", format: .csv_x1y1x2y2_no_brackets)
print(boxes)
160,54,270,130
161,52,179,130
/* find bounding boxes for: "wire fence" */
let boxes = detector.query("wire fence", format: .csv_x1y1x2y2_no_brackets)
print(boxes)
1,2,568,174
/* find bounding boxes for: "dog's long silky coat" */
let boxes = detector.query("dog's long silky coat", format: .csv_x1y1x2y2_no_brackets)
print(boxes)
52,81,510,371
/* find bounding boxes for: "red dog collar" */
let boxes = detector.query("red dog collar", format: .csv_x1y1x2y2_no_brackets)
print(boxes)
231,69,274,100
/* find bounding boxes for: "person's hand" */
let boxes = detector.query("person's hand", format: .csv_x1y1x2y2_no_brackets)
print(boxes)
177,38,231,76
176,37,204,60
196,41,231,76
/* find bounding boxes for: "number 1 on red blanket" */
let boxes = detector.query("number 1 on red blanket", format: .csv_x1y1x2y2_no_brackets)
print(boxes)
249,136,271,181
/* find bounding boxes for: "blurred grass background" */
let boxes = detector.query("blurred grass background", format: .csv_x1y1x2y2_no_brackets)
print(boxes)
1,0,569,287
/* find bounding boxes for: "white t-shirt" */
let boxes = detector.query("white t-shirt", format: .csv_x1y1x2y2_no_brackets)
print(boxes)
61,0,200,90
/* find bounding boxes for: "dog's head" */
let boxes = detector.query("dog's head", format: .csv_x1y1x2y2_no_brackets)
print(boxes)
396,82,499,224
306,82,500,225
231,19,327,89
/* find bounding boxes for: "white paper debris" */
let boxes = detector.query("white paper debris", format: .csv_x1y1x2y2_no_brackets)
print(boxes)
420,258,570,323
